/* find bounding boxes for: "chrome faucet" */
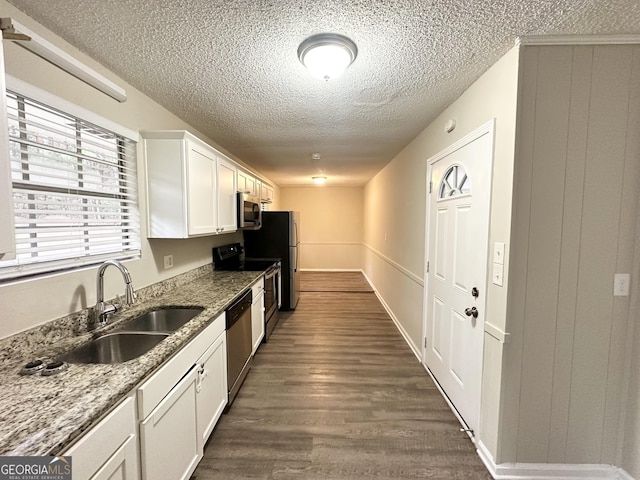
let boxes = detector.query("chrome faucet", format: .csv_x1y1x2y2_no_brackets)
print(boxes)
95,260,136,326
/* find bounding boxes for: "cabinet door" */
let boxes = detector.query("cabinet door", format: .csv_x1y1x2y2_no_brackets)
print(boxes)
186,142,216,236
237,170,248,193
91,435,139,480
246,175,257,197
255,179,262,200
140,366,201,480
196,332,228,444
251,291,265,355
63,395,138,480
251,277,265,354
215,157,237,233
261,183,274,204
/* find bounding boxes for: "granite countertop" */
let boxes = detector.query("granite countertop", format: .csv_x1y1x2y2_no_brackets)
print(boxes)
0,267,264,456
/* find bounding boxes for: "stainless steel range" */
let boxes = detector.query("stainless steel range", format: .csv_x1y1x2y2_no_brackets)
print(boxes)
212,243,281,340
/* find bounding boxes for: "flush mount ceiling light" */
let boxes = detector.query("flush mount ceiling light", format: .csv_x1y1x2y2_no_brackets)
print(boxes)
298,33,357,81
312,176,327,185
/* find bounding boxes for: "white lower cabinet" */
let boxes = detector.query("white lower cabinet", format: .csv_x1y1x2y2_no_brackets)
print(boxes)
63,312,229,480
139,366,201,480
63,395,139,480
91,435,138,480
196,331,228,444
251,277,265,355
136,312,227,480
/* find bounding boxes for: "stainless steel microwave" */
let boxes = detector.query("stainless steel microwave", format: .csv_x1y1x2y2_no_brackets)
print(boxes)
237,193,262,229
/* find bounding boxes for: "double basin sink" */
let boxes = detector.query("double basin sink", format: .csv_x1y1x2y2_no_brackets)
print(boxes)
58,307,204,364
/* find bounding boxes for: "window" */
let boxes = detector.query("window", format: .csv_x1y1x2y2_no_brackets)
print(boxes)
0,87,140,280
438,164,471,200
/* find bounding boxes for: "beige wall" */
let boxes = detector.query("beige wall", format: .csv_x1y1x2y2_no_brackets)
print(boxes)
503,44,640,467
0,2,274,339
363,42,640,473
363,46,521,457
279,186,363,270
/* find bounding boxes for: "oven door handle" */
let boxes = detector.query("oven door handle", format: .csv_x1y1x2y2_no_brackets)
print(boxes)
265,266,280,280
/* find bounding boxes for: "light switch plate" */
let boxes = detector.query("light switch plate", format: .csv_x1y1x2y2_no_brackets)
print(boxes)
492,263,504,287
493,242,505,265
614,273,630,297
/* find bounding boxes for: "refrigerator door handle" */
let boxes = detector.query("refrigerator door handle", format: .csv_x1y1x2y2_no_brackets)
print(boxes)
293,217,300,271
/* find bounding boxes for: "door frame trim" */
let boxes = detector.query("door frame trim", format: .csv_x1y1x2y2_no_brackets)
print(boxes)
421,118,496,435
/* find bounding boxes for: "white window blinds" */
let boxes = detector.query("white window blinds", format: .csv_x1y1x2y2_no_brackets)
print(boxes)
0,89,140,280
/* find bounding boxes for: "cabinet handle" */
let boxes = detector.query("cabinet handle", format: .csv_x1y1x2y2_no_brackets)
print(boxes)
196,364,206,393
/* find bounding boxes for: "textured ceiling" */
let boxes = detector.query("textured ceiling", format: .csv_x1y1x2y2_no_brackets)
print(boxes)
6,0,640,186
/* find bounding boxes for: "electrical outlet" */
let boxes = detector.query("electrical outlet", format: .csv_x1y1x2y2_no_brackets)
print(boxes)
614,273,630,297
163,254,174,269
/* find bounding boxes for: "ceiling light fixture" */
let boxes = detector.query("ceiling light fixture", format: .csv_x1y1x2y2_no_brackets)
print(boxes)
298,33,357,81
312,176,327,185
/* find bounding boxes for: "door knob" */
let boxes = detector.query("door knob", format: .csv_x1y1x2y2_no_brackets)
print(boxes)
464,307,478,318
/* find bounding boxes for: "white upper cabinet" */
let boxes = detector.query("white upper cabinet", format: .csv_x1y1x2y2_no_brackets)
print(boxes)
215,156,237,233
186,141,217,236
261,183,274,204
237,170,258,197
142,131,237,238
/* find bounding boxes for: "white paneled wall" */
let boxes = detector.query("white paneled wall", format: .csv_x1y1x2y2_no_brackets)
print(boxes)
504,44,640,465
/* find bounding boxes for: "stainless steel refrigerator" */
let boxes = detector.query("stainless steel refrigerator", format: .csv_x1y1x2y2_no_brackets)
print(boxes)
243,211,300,310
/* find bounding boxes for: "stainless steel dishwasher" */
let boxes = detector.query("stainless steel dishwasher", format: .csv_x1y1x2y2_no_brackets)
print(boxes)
226,288,253,407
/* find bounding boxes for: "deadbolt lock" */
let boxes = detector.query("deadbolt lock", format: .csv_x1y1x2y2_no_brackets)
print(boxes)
471,287,479,298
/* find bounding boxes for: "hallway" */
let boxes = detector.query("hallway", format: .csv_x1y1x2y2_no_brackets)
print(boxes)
192,272,491,479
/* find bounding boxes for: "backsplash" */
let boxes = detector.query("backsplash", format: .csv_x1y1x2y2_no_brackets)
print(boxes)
0,264,212,364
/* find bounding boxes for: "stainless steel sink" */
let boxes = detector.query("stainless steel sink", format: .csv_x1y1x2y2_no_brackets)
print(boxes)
118,307,204,332
58,332,169,364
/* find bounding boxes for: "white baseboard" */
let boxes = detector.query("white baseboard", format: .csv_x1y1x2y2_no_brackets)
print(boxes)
299,268,362,272
360,270,422,360
477,441,635,480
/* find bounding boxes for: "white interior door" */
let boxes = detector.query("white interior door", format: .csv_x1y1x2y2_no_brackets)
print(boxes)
423,121,494,435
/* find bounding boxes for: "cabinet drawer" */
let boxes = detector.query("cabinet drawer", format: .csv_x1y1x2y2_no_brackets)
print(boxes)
251,276,264,298
137,312,225,419
63,395,137,480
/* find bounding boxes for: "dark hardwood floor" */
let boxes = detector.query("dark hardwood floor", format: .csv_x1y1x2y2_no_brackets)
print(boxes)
300,271,374,293
192,272,491,479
